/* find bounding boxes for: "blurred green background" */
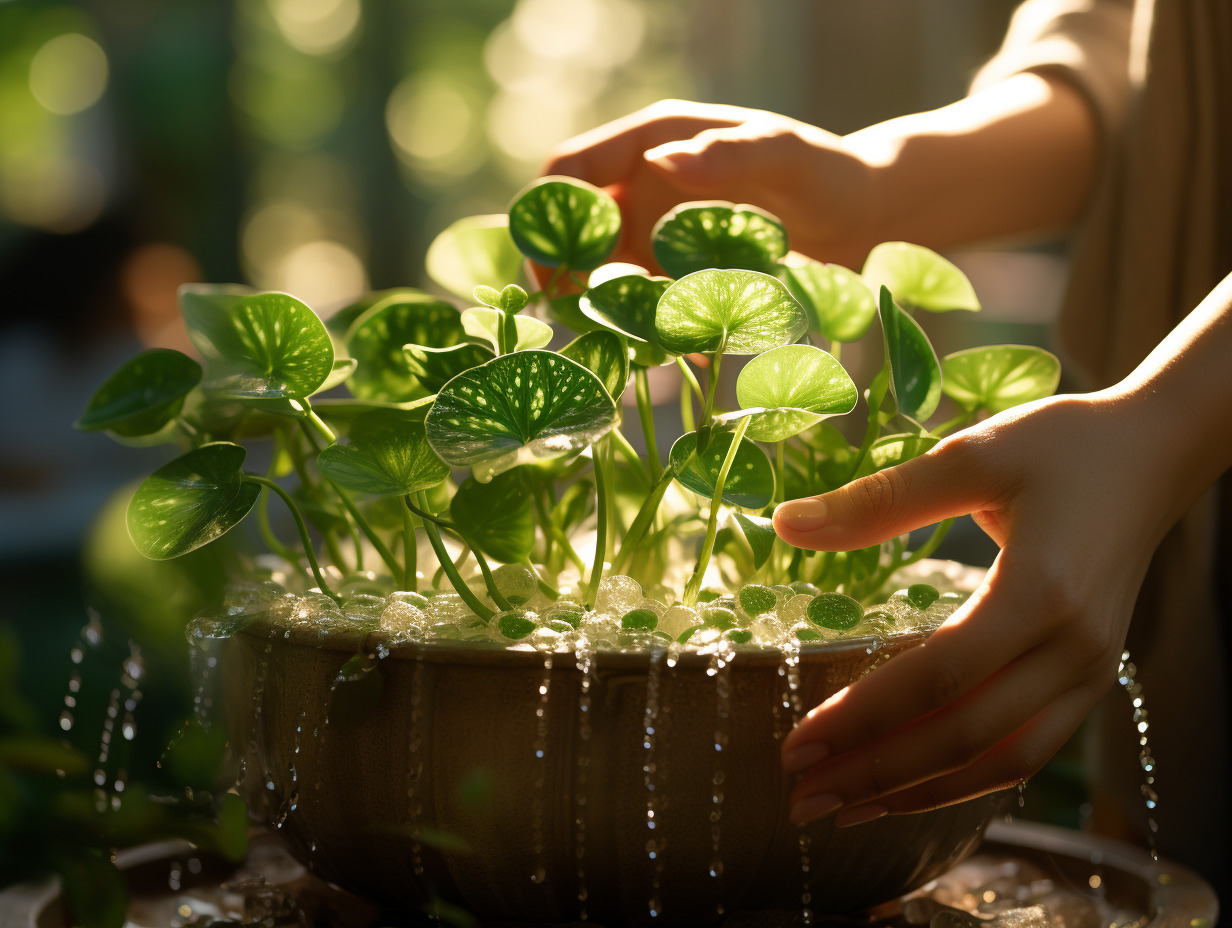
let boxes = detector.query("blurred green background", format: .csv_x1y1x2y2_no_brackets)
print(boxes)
4,0,1094,902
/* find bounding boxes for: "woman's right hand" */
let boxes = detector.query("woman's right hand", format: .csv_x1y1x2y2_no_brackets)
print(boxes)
542,99,879,271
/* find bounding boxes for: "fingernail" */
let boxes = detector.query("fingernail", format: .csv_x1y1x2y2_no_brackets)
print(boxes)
775,498,829,533
789,793,843,825
835,804,889,828
783,741,829,775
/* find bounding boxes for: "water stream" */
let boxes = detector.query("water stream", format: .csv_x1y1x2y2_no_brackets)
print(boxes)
708,646,732,919
573,637,594,920
529,653,553,886
643,646,664,919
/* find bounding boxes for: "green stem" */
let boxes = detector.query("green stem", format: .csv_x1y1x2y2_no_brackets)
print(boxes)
401,502,417,592
300,402,336,445
405,500,511,610
675,355,704,405
700,349,724,429
611,464,677,574
413,493,494,621
679,372,695,433
899,518,954,569
846,366,890,482
585,439,611,608
932,411,975,437
256,455,300,566
776,441,786,505
829,340,843,363
246,476,339,604
683,417,749,606
329,483,402,580
535,491,587,575
634,367,661,481
612,430,651,487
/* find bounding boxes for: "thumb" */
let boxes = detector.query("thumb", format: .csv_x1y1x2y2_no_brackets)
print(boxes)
643,125,763,192
773,437,999,551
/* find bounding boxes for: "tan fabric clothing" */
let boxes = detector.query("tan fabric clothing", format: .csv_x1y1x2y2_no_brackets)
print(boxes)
973,0,1232,897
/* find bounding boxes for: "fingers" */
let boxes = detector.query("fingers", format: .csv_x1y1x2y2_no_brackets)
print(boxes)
781,556,1033,768
773,432,1005,552
543,101,752,188
643,122,791,193
785,627,1092,821
832,684,1103,822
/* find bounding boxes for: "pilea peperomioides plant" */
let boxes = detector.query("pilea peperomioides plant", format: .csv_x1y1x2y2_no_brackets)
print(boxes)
78,175,1060,644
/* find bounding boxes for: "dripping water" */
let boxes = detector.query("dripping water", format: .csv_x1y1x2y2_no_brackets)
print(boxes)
1117,649,1159,861
243,637,275,793
529,653,552,886
574,638,594,920
188,638,218,727
58,609,104,737
708,647,732,918
780,638,813,926
407,654,425,878
277,701,308,830
644,646,664,920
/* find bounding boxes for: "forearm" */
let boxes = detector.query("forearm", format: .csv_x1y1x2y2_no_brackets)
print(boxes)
843,72,1099,255
1106,272,1232,529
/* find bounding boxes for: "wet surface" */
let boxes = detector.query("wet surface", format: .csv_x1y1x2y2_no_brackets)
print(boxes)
108,824,1165,928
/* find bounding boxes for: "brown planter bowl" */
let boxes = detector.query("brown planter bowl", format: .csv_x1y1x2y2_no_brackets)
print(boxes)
221,622,1007,925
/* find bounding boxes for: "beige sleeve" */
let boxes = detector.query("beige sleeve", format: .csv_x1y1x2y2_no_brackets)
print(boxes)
972,0,1135,143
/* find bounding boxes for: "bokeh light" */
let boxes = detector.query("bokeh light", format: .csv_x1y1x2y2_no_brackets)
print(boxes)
27,32,108,116
0,153,104,233
277,240,367,312
386,73,486,182
269,0,362,57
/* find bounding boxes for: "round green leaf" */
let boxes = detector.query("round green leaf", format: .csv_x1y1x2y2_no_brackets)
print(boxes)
780,256,877,343
655,269,807,356
879,287,941,422
426,214,524,300
941,345,1060,414
316,411,449,497
579,274,672,366
807,592,864,630
497,612,536,640
425,350,619,482
589,262,649,287
327,288,433,340
738,584,776,616
346,295,466,402
862,242,980,312
403,343,495,395
669,429,775,510
126,442,260,559
180,286,334,399
907,583,940,610
734,344,858,442
450,469,536,564
76,348,202,436
651,201,788,278
460,307,553,352
622,609,658,630
559,329,630,400
508,176,621,270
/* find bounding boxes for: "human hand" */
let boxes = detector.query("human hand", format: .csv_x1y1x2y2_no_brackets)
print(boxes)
771,391,1187,826
542,99,877,273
